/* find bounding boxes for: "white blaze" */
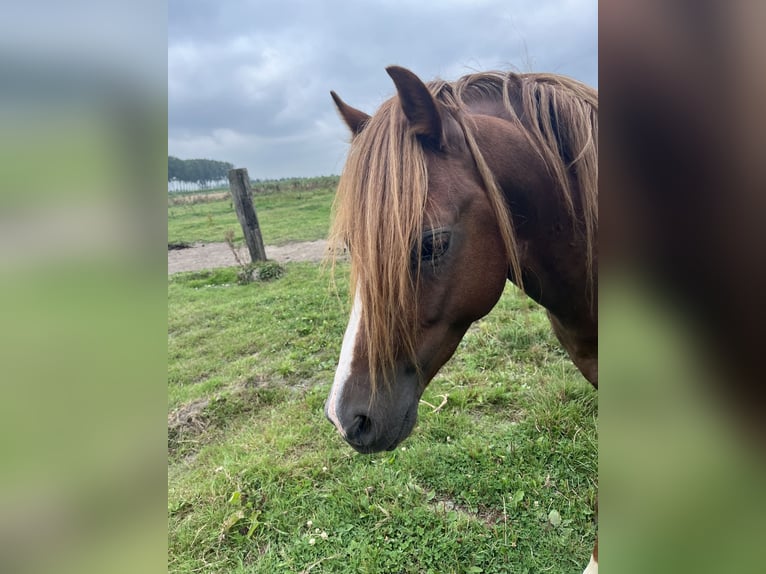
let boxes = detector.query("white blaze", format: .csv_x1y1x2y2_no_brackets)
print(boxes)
327,289,362,435
583,553,598,574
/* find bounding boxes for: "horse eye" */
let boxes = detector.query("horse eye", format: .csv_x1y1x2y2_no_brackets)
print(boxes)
420,231,450,263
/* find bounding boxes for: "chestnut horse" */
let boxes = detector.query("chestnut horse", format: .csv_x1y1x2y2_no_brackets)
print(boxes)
325,66,598,573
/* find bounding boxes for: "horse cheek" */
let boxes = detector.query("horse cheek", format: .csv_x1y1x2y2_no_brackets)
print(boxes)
460,242,509,324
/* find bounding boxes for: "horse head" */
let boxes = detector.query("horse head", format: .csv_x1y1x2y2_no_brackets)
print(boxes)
324,67,531,453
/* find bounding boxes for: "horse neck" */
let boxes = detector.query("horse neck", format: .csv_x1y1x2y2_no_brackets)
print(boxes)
470,112,595,326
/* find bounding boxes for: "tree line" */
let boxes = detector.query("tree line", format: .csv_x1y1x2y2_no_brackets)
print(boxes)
168,156,234,186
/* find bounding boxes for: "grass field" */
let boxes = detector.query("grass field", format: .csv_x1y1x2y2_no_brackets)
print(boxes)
167,186,336,246
168,260,598,573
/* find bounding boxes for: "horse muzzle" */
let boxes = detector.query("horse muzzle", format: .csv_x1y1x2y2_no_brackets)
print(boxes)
324,398,417,454
324,371,421,454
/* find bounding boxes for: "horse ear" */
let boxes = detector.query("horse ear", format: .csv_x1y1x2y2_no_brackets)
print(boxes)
331,91,371,137
386,66,442,147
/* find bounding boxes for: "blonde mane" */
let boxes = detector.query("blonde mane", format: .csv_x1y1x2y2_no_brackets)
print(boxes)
329,71,598,392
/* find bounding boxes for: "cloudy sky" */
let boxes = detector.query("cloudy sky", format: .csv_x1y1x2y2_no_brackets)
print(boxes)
169,0,597,179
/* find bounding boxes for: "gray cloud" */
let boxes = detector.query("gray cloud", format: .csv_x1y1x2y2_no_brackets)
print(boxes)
169,0,597,178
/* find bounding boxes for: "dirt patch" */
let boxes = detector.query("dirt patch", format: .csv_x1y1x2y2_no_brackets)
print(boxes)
168,239,330,274
167,397,211,454
168,397,210,434
167,382,295,459
430,497,506,528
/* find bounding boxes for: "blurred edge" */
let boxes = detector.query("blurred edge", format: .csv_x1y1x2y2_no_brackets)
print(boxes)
601,1,766,573
3,1,766,573
0,2,167,574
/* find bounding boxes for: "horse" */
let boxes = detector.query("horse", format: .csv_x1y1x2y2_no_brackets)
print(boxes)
324,66,598,573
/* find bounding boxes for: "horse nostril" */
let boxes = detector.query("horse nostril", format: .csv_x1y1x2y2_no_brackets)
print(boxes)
350,414,372,441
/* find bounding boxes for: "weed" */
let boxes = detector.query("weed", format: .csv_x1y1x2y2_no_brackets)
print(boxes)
223,228,254,284
251,261,285,282
221,229,285,285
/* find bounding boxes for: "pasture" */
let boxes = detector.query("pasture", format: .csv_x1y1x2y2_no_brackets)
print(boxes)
168,178,337,246
168,183,597,573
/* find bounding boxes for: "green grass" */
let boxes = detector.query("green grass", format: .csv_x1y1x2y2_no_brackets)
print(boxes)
167,187,336,246
168,263,597,573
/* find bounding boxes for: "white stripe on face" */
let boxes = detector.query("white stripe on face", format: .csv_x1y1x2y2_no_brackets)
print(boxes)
582,553,598,574
327,289,362,435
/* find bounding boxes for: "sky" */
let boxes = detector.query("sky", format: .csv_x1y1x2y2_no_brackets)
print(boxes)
168,0,597,179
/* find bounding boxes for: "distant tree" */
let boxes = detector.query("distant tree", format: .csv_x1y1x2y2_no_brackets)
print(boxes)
168,156,185,181
168,156,235,186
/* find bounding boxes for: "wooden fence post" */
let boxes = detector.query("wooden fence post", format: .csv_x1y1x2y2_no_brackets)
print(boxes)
227,168,267,262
